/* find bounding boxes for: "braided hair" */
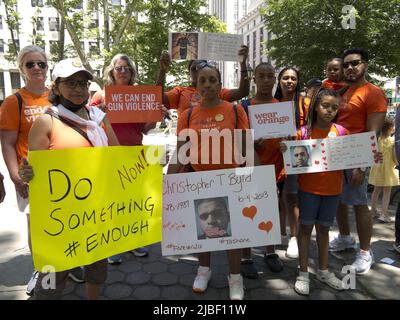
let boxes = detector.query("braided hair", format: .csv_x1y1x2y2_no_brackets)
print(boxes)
305,88,341,138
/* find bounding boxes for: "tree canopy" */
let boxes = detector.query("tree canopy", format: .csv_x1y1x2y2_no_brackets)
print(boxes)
261,0,400,84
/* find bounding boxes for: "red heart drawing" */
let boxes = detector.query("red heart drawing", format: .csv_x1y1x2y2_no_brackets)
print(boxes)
312,144,316,148
321,143,325,147
242,206,257,221
322,157,327,161
322,150,326,154
258,221,273,233
315,160,320,165
371,143,376,147
370,136,375,140
286,163,291,167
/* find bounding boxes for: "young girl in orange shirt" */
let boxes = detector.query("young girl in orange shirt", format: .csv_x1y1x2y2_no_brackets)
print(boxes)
280,88,348,295
168,63,254,300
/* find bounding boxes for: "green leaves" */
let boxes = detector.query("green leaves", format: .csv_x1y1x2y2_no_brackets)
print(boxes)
262,0,400,85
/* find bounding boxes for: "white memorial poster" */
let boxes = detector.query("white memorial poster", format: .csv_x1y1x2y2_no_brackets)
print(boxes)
169,32,243,62
162,166,281,256
248,101,297,140
282,131,378,175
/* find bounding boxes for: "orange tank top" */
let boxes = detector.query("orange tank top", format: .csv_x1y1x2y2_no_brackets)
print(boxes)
49,117,92,150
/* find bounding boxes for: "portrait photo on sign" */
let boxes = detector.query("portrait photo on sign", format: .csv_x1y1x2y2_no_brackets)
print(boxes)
290,145,311,168
194,197,231,240
171,32,198,60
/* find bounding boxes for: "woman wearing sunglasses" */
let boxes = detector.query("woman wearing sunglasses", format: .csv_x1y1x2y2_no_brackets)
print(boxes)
89,53,169,264
0,46,53,295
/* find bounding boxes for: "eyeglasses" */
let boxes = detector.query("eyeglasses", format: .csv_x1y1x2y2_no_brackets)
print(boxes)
25,61,47,69
114,66,132,73
342,59,364,69
58,79,90,89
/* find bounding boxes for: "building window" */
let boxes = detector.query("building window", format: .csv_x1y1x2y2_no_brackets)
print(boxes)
0,16,3,30
0,72,5,101
0,40,4,53
80,41,85,53
8,39,20,52
36,17,44,31
10,72,21,94
89,41,100,55
49,17,59,31
36,39,45,51
253,30,257,62
246,34,250,49
31,0,44,7
112,0,121,5
260,27,264,57
89,19,98,29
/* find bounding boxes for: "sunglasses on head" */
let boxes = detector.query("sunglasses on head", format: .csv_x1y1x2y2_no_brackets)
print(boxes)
25,61,47,69
195,61,217,71
342,59,364,69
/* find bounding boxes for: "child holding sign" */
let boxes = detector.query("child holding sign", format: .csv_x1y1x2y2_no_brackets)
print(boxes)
280,88,348,296
168,63,254,300
240,62,284,278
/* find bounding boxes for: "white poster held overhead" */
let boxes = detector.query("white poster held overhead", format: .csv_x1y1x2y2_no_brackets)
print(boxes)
162,166,281,256
282,131,378,175
169,32,243,62
248,101,297,140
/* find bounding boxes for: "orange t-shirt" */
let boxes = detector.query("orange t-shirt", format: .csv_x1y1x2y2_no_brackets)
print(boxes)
49,117,92,150
0,88,50,164
298,125,349,196
166,86,231,117
337,82,387,134
246,98,285,182
279,96,309,127
177,100,249,172
322,79,346,91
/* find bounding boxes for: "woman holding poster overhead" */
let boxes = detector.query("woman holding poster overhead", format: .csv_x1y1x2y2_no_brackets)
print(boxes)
90,53,169,263
168,63,256,300
23,58,118,300
163,45,250,117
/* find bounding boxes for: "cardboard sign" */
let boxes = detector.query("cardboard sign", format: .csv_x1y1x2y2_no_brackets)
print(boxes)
162,166,281,256
29,146,164,272
248,101,297,140
104,85,163,123
283,131,378,174
169,32,243,62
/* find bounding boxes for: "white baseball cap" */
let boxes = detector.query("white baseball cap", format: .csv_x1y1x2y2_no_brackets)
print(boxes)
52,58,93,81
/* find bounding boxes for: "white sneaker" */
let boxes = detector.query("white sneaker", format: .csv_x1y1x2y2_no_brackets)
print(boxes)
193,267,212,293
329,234,356,252
228,274,244,300
286,237,299,259
350,250,374,275
26,271,39,296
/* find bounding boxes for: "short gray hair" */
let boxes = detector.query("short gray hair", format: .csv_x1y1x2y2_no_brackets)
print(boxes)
104,53,137,85
17,45,47,79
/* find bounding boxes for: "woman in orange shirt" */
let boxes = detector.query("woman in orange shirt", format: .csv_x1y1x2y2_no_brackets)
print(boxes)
280,88,347,296
168,63,253,300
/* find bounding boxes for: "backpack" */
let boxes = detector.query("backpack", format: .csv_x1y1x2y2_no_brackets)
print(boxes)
300,123,346,140
14,92,23,133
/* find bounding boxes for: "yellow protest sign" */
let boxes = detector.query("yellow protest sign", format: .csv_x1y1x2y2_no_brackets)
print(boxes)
29,145,164,272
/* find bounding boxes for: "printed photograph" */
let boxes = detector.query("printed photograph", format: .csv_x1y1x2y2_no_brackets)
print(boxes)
171,32,198,60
